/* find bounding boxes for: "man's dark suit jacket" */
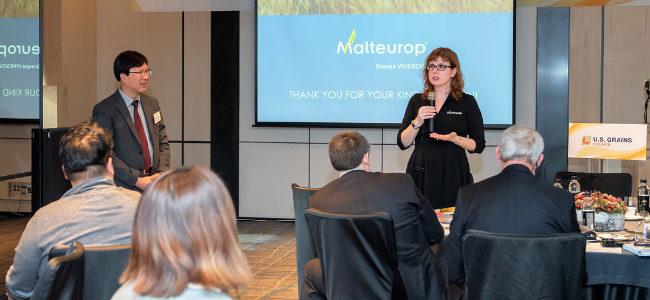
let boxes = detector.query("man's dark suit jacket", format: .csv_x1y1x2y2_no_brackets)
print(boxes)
446,164,580,287
92,89,170,191
309,170,445,300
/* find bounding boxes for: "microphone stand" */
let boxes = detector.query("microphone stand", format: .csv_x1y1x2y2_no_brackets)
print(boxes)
645,89,650,124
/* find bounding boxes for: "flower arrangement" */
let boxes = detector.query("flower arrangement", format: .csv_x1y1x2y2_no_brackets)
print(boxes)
574,191,626,214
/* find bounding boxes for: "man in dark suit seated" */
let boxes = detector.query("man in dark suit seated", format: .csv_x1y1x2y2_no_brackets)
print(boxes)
445,125,580,292
301,130,445,300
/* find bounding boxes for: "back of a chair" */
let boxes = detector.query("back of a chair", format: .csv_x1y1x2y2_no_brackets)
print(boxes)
555,172,632,198
304,208,407,300
462,230,586,300
31,241,85,300
82,244,132,300
292,183,320,295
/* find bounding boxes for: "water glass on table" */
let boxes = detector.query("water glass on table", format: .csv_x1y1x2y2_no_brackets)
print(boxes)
626,196,637,217
636,221,650,243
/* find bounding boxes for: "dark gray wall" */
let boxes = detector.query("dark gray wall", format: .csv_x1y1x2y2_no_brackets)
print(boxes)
536,7,570,184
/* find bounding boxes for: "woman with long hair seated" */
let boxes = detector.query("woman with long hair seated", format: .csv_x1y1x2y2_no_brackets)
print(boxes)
112,166,251,299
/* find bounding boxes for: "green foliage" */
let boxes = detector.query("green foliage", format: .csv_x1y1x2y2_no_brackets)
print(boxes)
609,209,625,214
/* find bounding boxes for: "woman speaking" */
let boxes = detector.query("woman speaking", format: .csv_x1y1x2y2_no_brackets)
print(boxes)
397,47,485,209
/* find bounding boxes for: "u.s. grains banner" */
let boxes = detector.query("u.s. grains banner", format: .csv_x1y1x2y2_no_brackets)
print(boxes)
568,123,647,160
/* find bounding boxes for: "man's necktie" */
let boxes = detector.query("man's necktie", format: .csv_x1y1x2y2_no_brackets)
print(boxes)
132,100,152,172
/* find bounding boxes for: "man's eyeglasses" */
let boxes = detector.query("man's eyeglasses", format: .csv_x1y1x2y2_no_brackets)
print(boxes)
129,69,153,77
426,64,453,71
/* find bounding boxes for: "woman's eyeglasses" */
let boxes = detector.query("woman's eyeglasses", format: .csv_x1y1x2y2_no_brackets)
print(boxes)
426,64,452,71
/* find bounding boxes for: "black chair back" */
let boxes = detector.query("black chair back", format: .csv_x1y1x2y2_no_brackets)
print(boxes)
555,171,632,198
462,230,586,300
46,243,131,300
31,241,85,300
82,244,132,300
292,183,319,295
304,208,407,300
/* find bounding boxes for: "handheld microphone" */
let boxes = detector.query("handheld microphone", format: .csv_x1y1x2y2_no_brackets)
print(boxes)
428,92,435,133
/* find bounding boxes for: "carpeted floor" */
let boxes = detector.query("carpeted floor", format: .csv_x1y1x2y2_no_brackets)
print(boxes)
0,215,298,300
230,220,298,300
0,213,30,297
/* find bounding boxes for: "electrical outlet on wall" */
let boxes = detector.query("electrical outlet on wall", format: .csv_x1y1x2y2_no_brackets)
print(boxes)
8,182,32,200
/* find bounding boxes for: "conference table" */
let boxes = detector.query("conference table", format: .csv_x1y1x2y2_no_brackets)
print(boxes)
581,220,650,299
439,216,650,300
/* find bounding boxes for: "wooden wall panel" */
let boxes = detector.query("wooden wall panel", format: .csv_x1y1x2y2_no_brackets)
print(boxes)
603,6,650,125
516,7,538,129
602,6,650,187
42,0,62,87
96,0,183,141
59,0,97,126
239,142,309,218
183,12,211,142
42,0,65,125
0,125,37,177
568,6,602,172
184,143,211,169
170,143,182,168
569,6,601,124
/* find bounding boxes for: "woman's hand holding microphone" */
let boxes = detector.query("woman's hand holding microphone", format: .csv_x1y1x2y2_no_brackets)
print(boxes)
415,106,437,128
417,106,463,146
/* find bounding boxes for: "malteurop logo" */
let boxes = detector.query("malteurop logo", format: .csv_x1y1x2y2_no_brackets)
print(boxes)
337,30,426,57
582,136,591,145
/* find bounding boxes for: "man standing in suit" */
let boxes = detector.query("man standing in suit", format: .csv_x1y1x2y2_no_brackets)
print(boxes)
302,131,445,300
92,50,170,192
446,125,580,290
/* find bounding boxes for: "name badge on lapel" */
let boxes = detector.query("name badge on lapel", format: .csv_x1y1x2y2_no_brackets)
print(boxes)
153,111,162,124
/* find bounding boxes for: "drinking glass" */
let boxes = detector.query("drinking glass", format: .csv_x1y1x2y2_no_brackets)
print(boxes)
636,221,650,242
627,196,638,217
627,196,638,208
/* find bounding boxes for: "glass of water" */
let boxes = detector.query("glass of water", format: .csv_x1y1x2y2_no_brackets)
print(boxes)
637,221,650,242
627,196,638,216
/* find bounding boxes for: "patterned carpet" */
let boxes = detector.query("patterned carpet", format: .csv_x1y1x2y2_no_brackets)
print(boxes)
230,220,299,300
0,213,31,297
0,216,298,300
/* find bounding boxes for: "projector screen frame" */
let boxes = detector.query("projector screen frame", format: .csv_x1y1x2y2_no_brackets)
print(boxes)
0,0,43,125
254,1,516,130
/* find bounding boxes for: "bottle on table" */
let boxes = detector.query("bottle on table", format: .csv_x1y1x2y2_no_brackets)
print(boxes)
554,179,562,189
569,176,580,194
582,197,595,230
639,179,649,217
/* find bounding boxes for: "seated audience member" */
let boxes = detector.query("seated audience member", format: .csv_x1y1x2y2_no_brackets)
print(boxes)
302,130,445,300
446,125,580,290
5,121,139,300
112,166,251,300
